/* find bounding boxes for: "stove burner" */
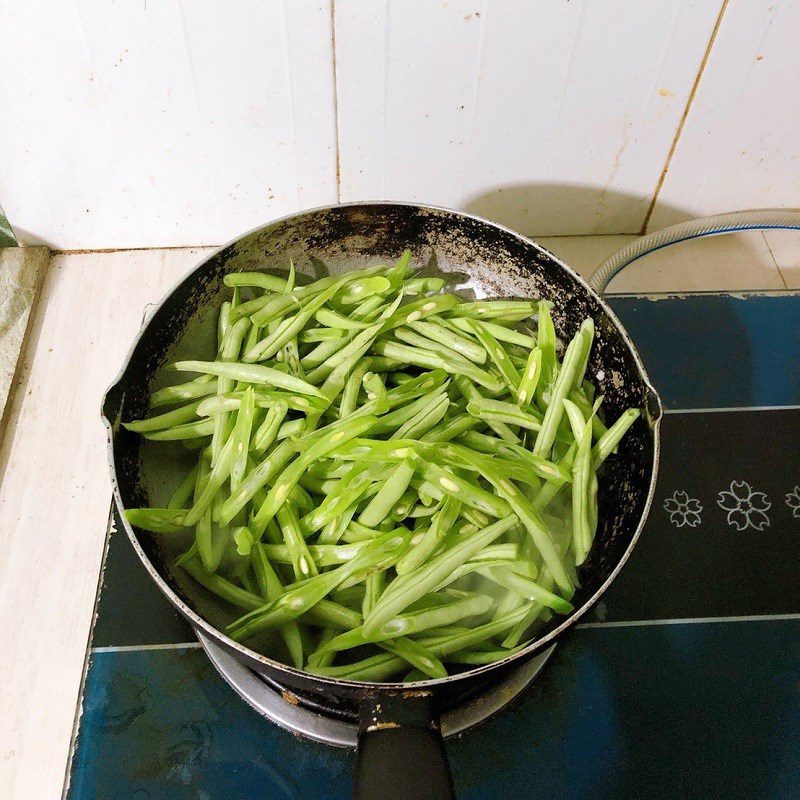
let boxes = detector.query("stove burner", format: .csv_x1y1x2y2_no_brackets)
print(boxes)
198,632,554,747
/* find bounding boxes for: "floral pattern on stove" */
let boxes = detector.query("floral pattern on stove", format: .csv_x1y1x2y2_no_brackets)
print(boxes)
663,491,703,528
786,486,800,519
717,480,771,531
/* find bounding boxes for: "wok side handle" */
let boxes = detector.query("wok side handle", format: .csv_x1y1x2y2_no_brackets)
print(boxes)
102,379,125,426
355,691,454,800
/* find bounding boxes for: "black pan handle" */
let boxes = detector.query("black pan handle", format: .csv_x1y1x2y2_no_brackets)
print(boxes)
354,690,455,800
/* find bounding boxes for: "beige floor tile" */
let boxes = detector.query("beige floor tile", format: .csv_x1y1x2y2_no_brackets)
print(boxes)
535,231,785,294
534,235,637,282
762,229,800,289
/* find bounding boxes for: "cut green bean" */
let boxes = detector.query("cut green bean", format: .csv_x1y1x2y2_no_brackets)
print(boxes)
402,276,445,295
252,542,305,668
277,504,319,580
251,415,377,534
228,529,410,640
305,324,383,385
419,460,512,518
252,400,289,452
182,556,263,610
381,294,460,329
149,375,216,408
358,460,416,528
339,358,372,419
380,593,492,639
374,341,503,393
300,333,355,368
379,637,446,679
124,507,188,534
408,318,486,363
532,320,591,457
481,566,573,613
395,496,461,575
466,397,542,431
448,317,536,349
143,419,214,441
123,401,201,433
594,408,640,466
229,387,255,493
167,466,199,509
572,418,593,564
447,447,571,595
362,371,388,414
469,320,520,394
245,282,344,363
536,301,557,390
218,438,297,524
449,300,537,321
363,570,385,618
299,327,346,343
517,347,542,406
316,307,372,330
175,360,324,398
391,393,449,440
452,375,519,443
362,514,518,636
394,327,482,371
224,272,290,292
338,275,391,305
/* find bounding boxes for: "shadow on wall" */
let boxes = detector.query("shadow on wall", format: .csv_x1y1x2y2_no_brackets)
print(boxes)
461,182,773,289
461,183,693,239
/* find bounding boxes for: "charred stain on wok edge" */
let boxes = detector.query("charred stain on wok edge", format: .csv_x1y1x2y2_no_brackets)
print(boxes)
102,201,661,714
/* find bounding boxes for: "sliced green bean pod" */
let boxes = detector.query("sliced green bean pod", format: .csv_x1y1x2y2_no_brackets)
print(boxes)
124,507,188,534
224,272,290,292
175,360,324,398
362,514,518,636
469,320,521,394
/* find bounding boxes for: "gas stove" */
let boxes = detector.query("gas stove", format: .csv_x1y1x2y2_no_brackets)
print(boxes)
66,292,800,799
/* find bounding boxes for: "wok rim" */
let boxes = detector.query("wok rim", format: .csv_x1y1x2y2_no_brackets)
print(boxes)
102,199,662,692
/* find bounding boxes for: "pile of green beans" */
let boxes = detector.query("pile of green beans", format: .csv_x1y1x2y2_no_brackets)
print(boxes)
124,252,640,681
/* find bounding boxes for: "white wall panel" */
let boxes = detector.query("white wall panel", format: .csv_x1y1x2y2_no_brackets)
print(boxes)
7,0,796,247
0,0,337,250
335,0,721,235
649,0,800,230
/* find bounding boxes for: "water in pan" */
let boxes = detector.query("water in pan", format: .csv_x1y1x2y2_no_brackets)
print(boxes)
109,203,658,678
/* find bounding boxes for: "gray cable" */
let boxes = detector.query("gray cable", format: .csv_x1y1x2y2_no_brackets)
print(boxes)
589,209,800,294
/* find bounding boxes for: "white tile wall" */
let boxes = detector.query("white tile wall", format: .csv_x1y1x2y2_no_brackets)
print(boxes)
649,0,800,229
0,0,797,250
0,0,337,249
335,0,720,235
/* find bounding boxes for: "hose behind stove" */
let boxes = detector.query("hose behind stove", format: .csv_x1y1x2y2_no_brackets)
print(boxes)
588,210,800,294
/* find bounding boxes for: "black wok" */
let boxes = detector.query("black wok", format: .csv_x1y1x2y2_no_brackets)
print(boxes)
102,202,662,799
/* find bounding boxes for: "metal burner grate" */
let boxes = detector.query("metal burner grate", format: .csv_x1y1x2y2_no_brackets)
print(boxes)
198,631,554,748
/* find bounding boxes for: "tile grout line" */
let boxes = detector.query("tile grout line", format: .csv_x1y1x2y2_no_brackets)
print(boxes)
761,230,790,290
92,642,203,654
578,612,800,630
90,612,800,654
641,0,730,234
664,404,800,414
330,0,341,203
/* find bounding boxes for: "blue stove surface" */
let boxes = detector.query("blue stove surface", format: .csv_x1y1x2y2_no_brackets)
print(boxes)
67,293,800,799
